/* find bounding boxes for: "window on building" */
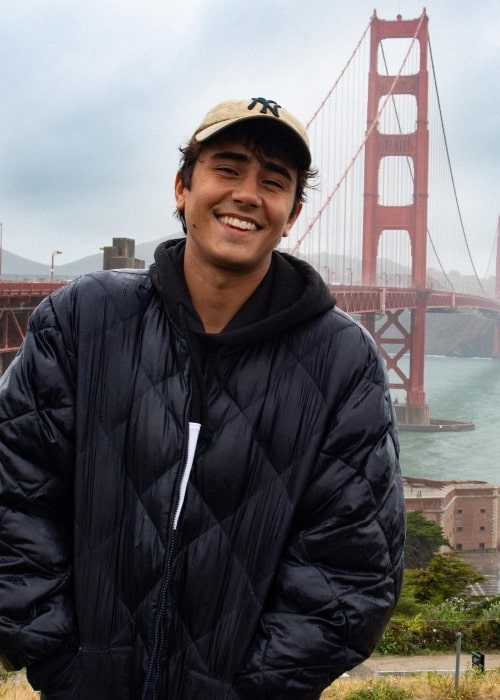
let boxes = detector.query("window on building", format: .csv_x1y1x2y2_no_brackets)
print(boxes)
479,526,485,531
457,509,463,514
479,543,485,550
456,526,463,532
456,544,462,550
480,508,486,513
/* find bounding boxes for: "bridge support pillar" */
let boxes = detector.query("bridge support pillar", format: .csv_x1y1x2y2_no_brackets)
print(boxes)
394,402,429,426
406,298,428,421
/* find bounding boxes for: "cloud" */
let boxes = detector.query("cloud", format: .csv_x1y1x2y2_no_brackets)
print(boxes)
1,0,498,273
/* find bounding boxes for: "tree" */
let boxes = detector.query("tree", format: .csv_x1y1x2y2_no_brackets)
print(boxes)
404,511,449,569
411,551,485,603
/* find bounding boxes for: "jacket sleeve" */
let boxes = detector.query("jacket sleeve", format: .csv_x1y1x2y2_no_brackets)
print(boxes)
235,326,406,699
0,293,78,671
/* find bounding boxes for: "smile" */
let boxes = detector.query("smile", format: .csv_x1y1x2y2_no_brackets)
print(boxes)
218,215,258,231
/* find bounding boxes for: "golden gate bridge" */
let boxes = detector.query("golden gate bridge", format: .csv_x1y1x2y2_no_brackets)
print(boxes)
1,10,499,430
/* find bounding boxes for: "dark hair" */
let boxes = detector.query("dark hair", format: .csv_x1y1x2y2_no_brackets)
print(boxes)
175,120,317,232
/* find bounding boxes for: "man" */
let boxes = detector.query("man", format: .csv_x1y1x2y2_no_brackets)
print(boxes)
0,97,405,699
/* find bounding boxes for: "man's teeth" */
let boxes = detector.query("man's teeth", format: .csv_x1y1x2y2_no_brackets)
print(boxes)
219,216,257,231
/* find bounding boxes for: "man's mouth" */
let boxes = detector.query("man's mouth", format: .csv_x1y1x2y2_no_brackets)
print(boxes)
218,215,258,232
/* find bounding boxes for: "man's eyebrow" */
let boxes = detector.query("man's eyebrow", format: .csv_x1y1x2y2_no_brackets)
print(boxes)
263,161,293,182
210,151,293,182
210,150,250,164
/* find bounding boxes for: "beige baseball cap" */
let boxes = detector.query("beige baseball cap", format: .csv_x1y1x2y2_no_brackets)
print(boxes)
192,97,311,168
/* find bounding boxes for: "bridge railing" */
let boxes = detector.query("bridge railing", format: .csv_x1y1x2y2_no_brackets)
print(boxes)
0,280,66,302
329,285,500,315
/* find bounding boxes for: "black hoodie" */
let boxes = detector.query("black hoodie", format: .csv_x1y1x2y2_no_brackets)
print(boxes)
150,238,335,424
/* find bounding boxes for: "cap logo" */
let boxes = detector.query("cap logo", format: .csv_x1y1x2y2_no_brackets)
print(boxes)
247,97,282,118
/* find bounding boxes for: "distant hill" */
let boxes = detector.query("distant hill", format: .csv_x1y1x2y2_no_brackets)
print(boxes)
1,236,177,279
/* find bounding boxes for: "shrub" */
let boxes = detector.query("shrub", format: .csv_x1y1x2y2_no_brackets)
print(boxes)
376,595,500,654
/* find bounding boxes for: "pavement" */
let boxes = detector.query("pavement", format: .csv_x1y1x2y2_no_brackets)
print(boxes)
350,652,500,677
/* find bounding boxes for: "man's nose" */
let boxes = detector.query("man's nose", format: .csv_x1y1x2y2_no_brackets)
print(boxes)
232,174,262,207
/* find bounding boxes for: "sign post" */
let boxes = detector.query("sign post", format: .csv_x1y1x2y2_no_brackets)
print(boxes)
455,633,462,690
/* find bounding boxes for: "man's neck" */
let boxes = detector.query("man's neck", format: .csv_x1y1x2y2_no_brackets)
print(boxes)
183,253,270,334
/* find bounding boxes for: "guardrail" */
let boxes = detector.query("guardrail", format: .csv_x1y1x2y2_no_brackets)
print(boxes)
0,280,66,297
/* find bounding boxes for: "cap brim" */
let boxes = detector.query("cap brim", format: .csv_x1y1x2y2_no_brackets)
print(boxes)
195,115,311,169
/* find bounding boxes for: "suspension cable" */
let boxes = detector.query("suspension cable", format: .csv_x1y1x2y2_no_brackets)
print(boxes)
292,13,426,255
380,43,454,291
428,38,487,295
305,19,372,130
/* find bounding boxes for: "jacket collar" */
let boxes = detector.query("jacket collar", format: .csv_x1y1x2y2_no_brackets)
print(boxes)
150,238,335,346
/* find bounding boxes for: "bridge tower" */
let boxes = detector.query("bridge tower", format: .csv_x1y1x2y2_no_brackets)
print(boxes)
362,10,430,425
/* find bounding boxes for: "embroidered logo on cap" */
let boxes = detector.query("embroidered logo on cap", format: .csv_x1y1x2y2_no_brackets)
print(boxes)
247,97,282,118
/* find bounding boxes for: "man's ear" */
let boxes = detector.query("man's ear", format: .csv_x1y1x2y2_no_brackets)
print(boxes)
175,171,186,213
284,202,302,236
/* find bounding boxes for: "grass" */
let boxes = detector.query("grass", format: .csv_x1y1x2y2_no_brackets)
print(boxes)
2,668,500,699
0,670,38,699
320,670,500,700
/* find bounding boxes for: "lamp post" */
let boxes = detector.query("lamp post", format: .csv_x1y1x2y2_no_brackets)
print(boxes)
321,265,331,284
51,250,63,281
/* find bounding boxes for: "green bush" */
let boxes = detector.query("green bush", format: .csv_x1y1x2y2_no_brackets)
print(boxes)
468,618,500,649
376,594,500,655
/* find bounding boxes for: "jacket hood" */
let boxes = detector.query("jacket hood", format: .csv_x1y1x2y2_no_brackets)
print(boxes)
150,238,335,347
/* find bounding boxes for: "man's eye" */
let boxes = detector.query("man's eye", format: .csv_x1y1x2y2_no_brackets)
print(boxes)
216,166,238,176
263,178,285,189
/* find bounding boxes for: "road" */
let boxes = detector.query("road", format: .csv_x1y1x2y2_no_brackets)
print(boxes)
351,652,500,677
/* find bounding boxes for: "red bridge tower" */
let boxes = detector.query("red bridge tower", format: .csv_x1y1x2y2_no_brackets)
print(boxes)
362,10,430,426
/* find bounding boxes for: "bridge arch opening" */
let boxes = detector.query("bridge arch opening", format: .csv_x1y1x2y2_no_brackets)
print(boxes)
378,156,414,206
378,37,420,76
377,93,417,134
376,229,412,286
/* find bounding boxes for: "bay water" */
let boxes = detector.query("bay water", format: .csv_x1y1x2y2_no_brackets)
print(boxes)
393,356,500,485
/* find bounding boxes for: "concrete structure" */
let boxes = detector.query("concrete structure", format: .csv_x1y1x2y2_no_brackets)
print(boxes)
102,237,145,270
404,476,499,551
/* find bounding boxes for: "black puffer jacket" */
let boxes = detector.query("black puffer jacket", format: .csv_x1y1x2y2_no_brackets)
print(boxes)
0,241,405,699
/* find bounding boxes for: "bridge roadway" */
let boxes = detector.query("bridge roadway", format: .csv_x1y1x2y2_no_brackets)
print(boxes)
329,284,500,315
1,280,500,360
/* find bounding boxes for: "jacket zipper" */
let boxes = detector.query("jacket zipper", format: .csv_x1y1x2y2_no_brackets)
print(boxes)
141,419,201,700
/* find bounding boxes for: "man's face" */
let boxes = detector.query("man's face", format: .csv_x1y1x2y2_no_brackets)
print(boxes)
175,135,302,277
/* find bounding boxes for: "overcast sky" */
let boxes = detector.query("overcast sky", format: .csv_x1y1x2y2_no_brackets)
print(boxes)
1,0,499,274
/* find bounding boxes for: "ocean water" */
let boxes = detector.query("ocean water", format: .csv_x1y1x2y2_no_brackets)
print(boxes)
392,356,500,485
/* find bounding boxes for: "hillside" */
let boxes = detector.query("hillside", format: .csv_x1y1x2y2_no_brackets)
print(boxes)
425,311,494,357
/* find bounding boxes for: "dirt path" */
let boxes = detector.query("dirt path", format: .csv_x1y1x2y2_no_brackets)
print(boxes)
352,652,500,677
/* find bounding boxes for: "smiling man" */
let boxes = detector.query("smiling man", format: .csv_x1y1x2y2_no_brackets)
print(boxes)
0,97,405,700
